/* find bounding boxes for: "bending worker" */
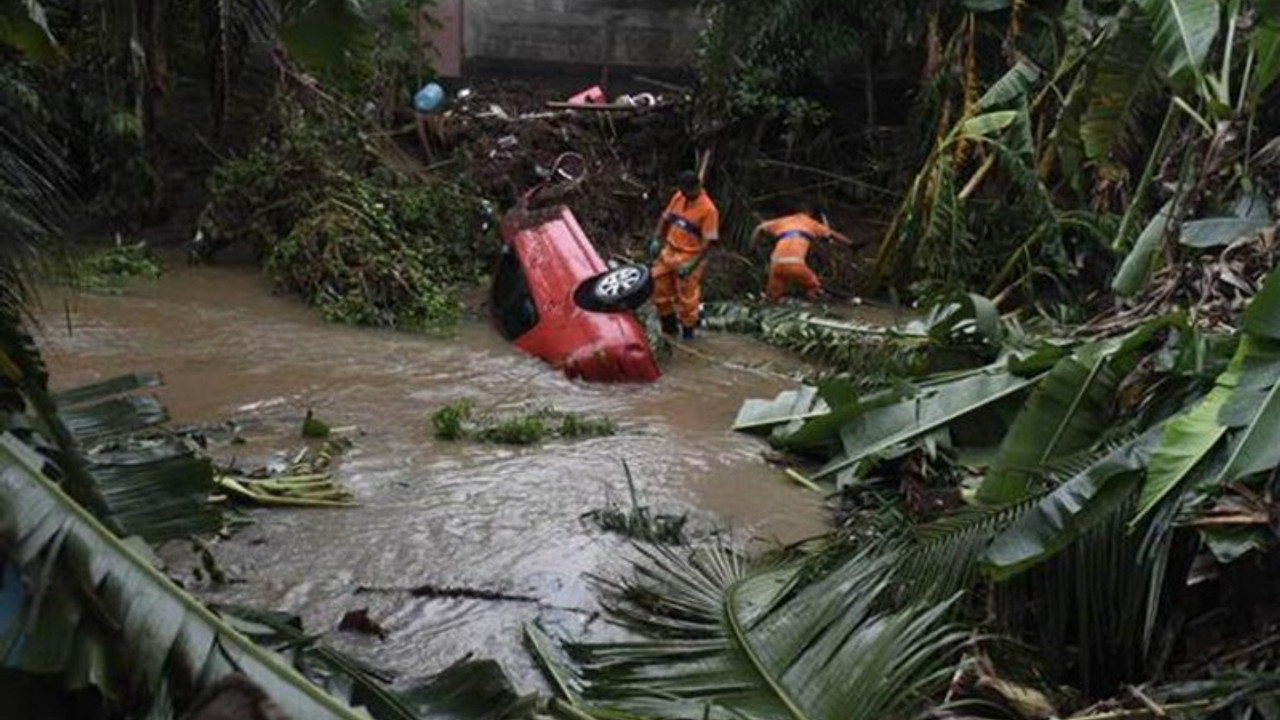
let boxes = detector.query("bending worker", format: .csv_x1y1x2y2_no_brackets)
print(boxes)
648,171,719,340
751,204,854,302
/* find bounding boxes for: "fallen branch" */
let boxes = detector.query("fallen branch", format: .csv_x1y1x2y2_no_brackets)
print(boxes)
545,101,648,111
634,75,691,94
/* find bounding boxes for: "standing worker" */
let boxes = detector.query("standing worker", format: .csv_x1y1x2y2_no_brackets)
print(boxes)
648,171,719,340
750,204,855,302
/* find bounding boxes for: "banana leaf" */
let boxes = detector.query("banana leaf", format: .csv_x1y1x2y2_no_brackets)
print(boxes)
51,372,221,542
1080,12,1160,164
0,0,61,62
1112,199,1175,296
1217,338,1280,482
1178,217,1273,248
527,545,965,720
58,394,168,446
978,320,1173,505
52,372,162,407
813,363,1044,482
977,60,1042,112
960,110,1019,139
0,431,371,719
1251,25,1280,104
1137,0,1221,91
982,428,1163,580
85,437,221,541
1244,267,1280,340
1133,374,1233,523
733,386,823,434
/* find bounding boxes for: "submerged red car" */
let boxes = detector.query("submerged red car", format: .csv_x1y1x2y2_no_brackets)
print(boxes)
492,204,660,382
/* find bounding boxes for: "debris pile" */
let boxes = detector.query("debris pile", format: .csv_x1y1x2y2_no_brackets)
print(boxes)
1085,229,1280,336
432,80,693,261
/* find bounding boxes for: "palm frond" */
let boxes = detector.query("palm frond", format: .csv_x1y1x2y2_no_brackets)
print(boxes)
991,504,1188,697
0,81,70,320
530,544,967,720
897,499,1041,603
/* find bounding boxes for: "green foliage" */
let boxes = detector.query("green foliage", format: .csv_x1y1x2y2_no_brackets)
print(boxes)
557,412,617,439
583,504,688,545
582,462,687,545
301,409,332,438
476,415,547,445
430,398,616,446
880,0,1280,307
76,239,162,294
430,398,473,440
199,106,485,331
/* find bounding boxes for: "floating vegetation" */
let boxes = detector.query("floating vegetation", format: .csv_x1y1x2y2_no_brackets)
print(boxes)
300,408,331,438
77,238,162,293
430,398,617,445
214,436,356,508
582,461,688,545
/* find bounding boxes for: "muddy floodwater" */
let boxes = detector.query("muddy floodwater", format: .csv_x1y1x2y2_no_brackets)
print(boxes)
33,262,828,689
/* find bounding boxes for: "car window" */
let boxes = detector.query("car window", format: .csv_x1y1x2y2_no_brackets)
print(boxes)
492,248,539,340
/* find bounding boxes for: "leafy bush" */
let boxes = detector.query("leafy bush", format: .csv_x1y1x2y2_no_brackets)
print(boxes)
78,240,163,293
475,416,547,446
196,106,487,331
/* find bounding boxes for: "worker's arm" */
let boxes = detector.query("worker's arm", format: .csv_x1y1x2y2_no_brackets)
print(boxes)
828,229,856,247
653,216,672,240
749,223,769,251
679,206,720,277
653,193,682,238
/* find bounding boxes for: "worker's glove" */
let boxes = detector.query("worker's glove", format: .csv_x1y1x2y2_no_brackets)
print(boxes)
646,236,662,261
677,257,701,278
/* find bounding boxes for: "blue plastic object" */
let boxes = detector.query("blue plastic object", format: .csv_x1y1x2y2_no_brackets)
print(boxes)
414,82,445,113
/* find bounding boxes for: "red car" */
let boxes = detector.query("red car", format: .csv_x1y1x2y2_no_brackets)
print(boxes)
492,204,660,382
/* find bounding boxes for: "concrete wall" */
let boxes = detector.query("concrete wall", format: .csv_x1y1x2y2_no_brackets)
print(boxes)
460,0,699,70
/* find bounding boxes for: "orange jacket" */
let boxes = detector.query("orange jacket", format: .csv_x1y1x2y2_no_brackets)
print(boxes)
661,190,719,254
761,214,832,263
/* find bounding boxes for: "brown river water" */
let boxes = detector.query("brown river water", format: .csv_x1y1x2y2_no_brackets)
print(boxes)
32,261,828,689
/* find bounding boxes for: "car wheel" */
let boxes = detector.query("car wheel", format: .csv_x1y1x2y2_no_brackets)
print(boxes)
575,264,653,312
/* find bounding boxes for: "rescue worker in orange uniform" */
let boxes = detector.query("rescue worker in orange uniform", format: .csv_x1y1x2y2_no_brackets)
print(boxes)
750,204,854,302
648,171,719,339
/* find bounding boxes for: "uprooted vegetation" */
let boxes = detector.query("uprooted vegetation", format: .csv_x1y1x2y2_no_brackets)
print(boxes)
581,462,688,545
193,103,489,330
430,398,618,445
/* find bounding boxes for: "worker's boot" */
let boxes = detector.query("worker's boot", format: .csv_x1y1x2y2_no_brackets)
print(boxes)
659,314,678,336
681,325,695,341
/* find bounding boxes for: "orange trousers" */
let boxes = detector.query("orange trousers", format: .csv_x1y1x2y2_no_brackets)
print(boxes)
652,246,705,328
767,260,821,301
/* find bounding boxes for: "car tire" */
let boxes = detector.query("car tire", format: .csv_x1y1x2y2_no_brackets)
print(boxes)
575,264,653,312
